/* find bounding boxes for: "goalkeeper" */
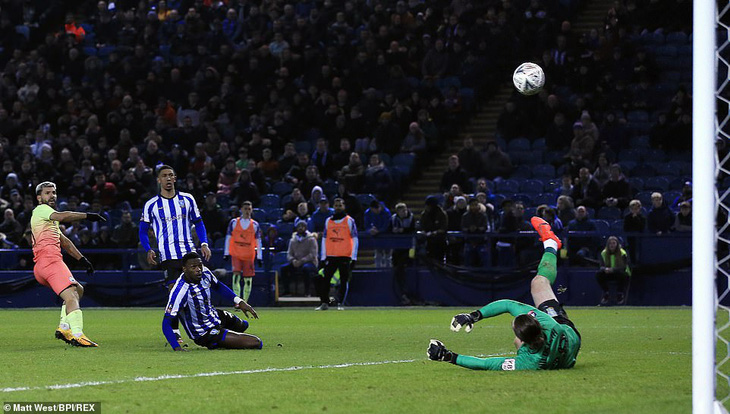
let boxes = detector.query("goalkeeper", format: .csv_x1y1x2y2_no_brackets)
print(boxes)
427,217,581,370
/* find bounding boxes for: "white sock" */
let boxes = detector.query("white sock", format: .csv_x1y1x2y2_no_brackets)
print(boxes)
543,239,558,251
173,329,180,336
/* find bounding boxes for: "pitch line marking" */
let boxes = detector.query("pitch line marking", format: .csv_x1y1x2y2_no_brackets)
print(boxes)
0,359,417,393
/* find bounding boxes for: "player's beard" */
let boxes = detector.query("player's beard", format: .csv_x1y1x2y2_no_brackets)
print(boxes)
44,198,56,207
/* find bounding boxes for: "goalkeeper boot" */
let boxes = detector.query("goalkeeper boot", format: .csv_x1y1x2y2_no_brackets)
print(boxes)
530,216,562,249
71,335,99,347
427,340,457,362
55,327,73,344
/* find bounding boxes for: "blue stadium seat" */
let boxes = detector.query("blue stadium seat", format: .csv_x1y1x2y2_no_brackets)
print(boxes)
631,163,656,177
272,182,293,196
610,219,625,235
532,164,555,178
507,137,531,152
259,194,280,210
664,191,682,207
268,208,285,222
272,251,289,270
670,177,690,190
534,193,557,206
511,165,532,179
378,153,392,166
495,179,520,194
627,110,649,123
644,177,670,192
584,207,596,219
655,45,677,57
645,148,667,162
619,149,642,163
512,193,533,206
213,238,226,250
594,219,610,237
276,221,295,239
666,31,688,45
636,191,654,207
654,163,680,176
630,135,650,149
356,193,375,208
532,138,546,150
668,161,691,176
252,208,268,222
597,207,622,221
520,179,543,194
628,177,644,192
323,179,340,197
393,153,415,169
618,161,637,174
294,141,312,154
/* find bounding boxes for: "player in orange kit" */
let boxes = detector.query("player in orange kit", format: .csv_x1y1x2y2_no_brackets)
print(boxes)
31,182,106,347
223,201,262,302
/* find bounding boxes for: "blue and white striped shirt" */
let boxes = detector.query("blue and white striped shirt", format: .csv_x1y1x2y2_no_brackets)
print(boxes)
165,266,222,340
141,192,202,262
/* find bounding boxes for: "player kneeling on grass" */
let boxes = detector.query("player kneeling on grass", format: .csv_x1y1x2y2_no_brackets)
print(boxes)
427,217,581,370
162,252,263,351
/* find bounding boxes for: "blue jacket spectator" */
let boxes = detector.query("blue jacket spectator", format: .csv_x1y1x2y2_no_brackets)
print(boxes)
566,206,600,263
308,196,334,235
364,200,392,235
647,192,674,235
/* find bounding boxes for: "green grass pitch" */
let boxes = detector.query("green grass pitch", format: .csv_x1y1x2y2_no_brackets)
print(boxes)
0,307,691,413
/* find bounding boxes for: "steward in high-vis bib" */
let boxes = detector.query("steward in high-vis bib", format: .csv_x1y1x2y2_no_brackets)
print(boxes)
315,198,358,311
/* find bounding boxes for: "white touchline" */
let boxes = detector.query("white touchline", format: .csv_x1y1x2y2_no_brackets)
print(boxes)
0,359,417,393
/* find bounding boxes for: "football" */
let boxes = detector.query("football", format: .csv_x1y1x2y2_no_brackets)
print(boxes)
512,62,545,95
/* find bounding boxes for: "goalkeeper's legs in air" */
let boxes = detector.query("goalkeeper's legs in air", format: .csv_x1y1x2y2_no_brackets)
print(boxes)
529,216,561,306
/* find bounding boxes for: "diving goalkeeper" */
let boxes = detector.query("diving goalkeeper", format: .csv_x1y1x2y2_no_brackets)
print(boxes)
427,217,581,370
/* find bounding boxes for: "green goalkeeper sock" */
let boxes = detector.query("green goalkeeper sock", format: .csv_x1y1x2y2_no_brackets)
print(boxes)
537,248,558,285
66,309,84,338
232,273,241,297
243,278,252,302
59,304,69,330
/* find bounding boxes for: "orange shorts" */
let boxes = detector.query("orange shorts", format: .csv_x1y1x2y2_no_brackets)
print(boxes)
232,257,255,277
34,258,77,295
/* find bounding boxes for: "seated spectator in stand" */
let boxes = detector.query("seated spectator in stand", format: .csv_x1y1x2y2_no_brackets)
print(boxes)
401,122,427,157
201,192,228,242
332,138,353,173
546,113,573,151
446,195,468,265
280,220,319,296
443,184,465,210
336,183,363,228
311,138,333,180
601,164,632,210
555,173,575,197
671,181,692,208
566,205,599,264
364,199,392,268
308,186,326,214
308,196,334,237
338,152,365,193
230,169,260,207
111,210,139,248
217,157,241,195
86,200,111,235
91,171,118,208
564,122,595,166
278,143,298,177
0,209,22,245
391,202,416,304
457,136,481,178
67,173,93,204
672,201,692,232
282,202,311,225
593,153,611,188
571,167,602,210
363,153,393,200
596,236,632,306
480,141,513,180
418,195,448,264
623,199,646,263
461,198,488,267
262,224,287,253
300,166,325,200
647,192,674,235
117,169,145,208
284,153,312,188
496,101,523,140
0,173,23,201
539,206,564,235
440,155,470,193
284,188,307,214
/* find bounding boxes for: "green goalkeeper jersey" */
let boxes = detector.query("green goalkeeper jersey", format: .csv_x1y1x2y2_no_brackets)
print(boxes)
454,300,581,371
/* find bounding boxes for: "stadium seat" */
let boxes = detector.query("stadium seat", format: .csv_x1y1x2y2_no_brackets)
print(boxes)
627,110,649,123
618,161,637,174
272,182,293,196
666,31,689,45
644,177,670,192
655,45,677,57
323,179,340,197
272,251,289,270
597,207,622,221
594,219,610,237
520,179,544,194
495,179,520,194
532,138,546,150
584,207,596,219
636,191,654,207
668,161,691,176
253,208,268,222
356,193,376,208
511,193,533,206
629,136,650,149
610,219,625,235
276,222,295,239
378,153,392,166
631,163,656,177
628,177,644,192
267,208,285,222
534,193,557,206
532,164,556,178
511,165,532,179
260,194,280,210
619,149,642,163
392,153,415,170
507,137,531,152
294,141,312,154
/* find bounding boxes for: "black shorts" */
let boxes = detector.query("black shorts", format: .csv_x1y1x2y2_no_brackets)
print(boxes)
193,309,250,350
161,259,183,286
538,299,581,340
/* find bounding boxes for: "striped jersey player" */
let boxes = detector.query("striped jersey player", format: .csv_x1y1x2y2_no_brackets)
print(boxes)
162,252,262,350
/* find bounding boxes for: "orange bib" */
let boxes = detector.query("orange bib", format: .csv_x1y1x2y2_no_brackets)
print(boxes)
229,218,257,260
325,216,353,257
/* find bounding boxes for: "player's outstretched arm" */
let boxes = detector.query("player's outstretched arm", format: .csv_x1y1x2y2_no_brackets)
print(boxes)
450,310,483,333
50,211,106,223
211,278,259,319
162,314,185,351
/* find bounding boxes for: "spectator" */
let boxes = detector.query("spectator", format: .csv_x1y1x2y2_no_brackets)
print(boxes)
647,192,674,235
201,192,228,242
0,173,23,201
401,122,427,156
672,181,692,208
566,205,599,263
592,153,611,188
336,183,363,228
446,195,468,265
364,199,392,268
311,138,333,180
418,195,448,263
596,236,632,306
280,220,319,296
545,113,573,151
338,152,365,193
111,211,139,248
566,122,595,164
284,188,307,214
217,157,241,195
363,153,393,200
230,169,260,207
623,199,646,263
421,38,449,79
440,155,470,193
278,143,298,176
262,225,287,253
308,186,325,213
496,101,523,140
673,201,692,232
300,165,324,199
556,173,575,197
461,198,488,267
308,196,334,237
117,169,145,208
0,209,22,244
480,141,513,180
601,164,632,210
571,167,602,210
390,202,416,304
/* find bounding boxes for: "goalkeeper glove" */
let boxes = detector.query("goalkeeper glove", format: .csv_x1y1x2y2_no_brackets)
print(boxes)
79,256,95,276
86,213,107,222
427,339,458,363
450,311,483,333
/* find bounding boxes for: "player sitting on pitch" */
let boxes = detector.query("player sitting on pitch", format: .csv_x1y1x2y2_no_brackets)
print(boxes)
162,252,263,351
427,217,581,370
